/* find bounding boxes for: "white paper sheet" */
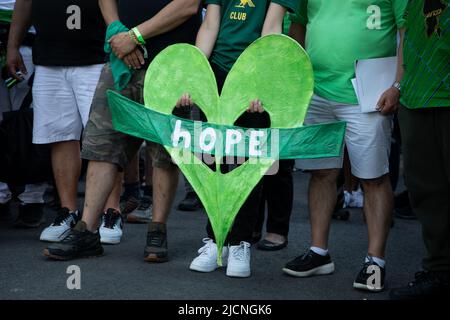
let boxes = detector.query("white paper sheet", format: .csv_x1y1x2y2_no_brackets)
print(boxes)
353,56,397,113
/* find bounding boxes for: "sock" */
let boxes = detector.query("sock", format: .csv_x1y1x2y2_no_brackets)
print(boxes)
366,255,386,268
142,185,153,197
123,182,140,199
310,246,328,256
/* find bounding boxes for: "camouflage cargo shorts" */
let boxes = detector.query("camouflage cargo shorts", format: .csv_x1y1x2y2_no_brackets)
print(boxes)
81,63,187,170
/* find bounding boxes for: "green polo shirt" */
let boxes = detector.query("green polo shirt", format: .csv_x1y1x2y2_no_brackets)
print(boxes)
291,0,408,104
400,0,449,109
205,0,298,72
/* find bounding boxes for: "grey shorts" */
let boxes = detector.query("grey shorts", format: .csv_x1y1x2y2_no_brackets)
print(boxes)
81,64,178,170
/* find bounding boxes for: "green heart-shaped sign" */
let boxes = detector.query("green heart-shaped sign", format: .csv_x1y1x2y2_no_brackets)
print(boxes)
109,35,345,264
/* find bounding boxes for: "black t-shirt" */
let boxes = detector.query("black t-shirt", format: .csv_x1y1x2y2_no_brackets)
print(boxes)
32,0,106,66
118,0,202,63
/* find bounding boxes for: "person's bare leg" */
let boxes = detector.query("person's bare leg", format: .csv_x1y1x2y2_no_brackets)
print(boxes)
309,169,340,249
361,174,393,259
82,161,118,231
51,141,81,211
151,166,178,223
103,172,123,212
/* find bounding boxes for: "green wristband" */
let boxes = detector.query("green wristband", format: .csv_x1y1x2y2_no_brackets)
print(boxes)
132,27,146,45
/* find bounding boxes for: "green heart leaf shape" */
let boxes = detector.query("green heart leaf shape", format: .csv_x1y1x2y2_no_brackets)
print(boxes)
108,35,346,264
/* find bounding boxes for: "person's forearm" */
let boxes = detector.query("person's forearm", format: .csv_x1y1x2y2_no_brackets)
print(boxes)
288,23,306,48
261,3,286,36
99,0,119,26
195,10,220,58
7,0,32,51
136,0,200,40
395,28,405,83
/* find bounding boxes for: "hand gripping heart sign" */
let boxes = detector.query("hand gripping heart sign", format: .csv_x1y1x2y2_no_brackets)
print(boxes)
108,34,346,264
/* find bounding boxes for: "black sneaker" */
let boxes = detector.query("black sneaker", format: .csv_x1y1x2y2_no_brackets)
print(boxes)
177,192,203,211
14,203,45,228
283,250,335,277
390,271,450,300
143,222,168,263
43,221,103,261
353,256,386,292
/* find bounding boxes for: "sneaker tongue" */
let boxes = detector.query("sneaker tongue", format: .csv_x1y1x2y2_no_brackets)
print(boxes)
73,221,87,232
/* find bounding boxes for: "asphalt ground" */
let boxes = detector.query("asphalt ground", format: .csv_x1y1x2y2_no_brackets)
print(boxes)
0,170,424,300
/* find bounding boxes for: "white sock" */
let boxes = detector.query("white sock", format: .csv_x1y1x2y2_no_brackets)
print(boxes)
310,246,328,256
366,255,386,268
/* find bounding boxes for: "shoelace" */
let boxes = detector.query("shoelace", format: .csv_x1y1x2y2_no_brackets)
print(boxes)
53,209,74,225
197,238,214,256
103,211,119,229
232,241,250,261
148,231,164,247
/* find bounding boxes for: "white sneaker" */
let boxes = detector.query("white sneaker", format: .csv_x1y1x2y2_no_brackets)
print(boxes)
99,209,123,245
226,241,251,278
350,189,364,208
39,208,80,242
343,191,352,208
190,238,228,272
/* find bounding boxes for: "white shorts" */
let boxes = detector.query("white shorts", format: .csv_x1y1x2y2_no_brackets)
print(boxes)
297,94,393,179
32,64,104,144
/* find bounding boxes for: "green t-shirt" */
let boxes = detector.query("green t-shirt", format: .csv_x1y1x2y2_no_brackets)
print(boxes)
400,0,449,109
205,0,298,72
291,0,408,104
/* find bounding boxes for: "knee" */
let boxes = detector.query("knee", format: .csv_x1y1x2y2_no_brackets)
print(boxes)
361,174,390,189
311,169,340,183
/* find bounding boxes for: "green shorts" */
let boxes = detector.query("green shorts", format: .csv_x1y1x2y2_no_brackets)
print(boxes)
81,64,182,170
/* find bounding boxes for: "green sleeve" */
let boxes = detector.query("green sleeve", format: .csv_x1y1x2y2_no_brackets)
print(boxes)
204,0,221,6
289,0,307,26
392,0,408,28
271,0,299,13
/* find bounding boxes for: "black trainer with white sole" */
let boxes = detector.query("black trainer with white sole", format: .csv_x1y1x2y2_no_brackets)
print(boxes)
353,258,386,292
283,250,335,277
44,221,103,260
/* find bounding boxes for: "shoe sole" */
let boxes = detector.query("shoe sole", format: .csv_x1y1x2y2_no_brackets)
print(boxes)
144,253,169,263
43,248,104,261
226,270,251,278
100,236,122,245
282,262,335,277
257,241,288,251
189,261,227,273
353,282,384,292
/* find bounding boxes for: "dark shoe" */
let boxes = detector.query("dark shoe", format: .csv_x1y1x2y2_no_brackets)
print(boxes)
144,222,168,263
177,192,203,211
257,239,288,251
353,256,386,292
283,250,335,277
332,210,350,221
14,203,45,228
43,221,103,261
390,271,450,300
127,195,152,223
120,194,141,216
